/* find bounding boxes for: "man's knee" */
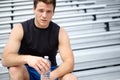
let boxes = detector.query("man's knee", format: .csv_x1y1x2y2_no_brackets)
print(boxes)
9,65,29,80
61,73,78,80
9,66,22,74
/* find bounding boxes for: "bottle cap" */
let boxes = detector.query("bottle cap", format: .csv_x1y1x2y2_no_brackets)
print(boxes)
44,56,49,59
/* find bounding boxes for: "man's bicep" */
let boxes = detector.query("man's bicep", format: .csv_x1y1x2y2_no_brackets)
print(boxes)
4,24,23,54
58,28,73,61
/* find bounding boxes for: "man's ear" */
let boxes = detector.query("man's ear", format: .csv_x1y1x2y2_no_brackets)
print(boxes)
32,7,35,14
53,12,54,16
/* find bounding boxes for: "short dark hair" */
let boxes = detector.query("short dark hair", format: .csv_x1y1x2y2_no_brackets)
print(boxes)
33,0,56,11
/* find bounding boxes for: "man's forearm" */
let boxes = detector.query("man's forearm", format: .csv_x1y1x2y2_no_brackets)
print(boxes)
50,61,74,79
2,53,27,67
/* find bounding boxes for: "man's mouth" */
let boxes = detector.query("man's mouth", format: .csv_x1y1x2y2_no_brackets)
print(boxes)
41,19,47,22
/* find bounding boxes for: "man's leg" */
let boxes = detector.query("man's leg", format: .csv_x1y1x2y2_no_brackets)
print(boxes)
9,65,29,80
60,73,78,80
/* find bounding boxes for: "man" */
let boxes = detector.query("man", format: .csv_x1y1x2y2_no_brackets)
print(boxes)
2,0,77,80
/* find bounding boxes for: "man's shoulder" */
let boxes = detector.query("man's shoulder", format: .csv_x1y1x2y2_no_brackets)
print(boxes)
22,18,34,24
21,18,34,29
50,21,60,30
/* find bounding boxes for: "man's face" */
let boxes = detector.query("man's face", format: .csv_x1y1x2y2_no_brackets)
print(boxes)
33,1,54,28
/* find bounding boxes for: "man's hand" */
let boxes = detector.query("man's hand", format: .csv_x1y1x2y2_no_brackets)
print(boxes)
25,55,50,74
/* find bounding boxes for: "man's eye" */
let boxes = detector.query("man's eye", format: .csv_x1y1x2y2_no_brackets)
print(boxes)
47,11,52,13
39,10,44,13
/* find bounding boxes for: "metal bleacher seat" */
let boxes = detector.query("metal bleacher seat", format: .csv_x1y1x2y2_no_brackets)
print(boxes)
55,0,120,80
0,0,96,7
57,30,120,79
0,0,120,80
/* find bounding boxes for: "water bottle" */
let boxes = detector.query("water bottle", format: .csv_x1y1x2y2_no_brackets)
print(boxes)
41,56,51,80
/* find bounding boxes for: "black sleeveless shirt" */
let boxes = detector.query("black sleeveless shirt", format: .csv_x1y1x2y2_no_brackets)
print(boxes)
19,18,60,66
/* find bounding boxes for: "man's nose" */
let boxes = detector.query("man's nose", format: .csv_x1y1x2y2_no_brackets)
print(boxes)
42,12,47,18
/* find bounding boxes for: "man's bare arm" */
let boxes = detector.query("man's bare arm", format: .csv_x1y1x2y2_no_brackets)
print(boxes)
2,24,27,67
2,24,50,74
50,28,74,79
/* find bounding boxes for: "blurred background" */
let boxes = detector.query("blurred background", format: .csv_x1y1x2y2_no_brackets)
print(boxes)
0,0,120,80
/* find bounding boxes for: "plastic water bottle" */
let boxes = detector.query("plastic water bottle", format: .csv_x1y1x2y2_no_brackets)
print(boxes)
41,56,51,80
